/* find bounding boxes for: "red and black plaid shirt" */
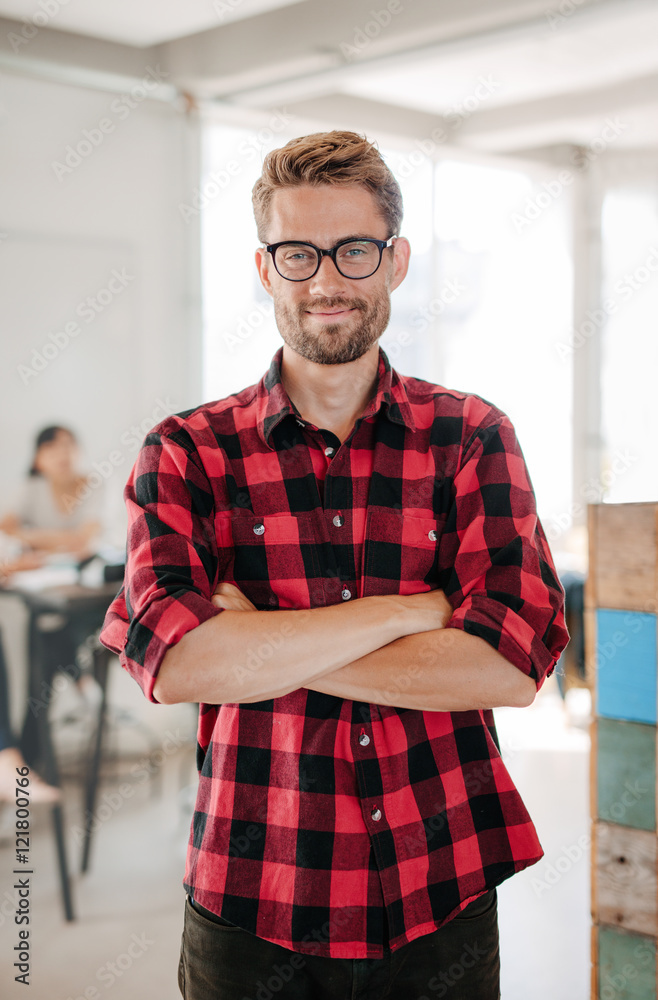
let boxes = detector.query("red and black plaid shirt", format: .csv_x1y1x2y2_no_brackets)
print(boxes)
101,346,567,959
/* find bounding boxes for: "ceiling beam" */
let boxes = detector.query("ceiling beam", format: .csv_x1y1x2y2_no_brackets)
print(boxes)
159,0,613,98
453,70,658,150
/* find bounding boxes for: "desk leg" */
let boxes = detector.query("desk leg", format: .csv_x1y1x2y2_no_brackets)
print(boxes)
29,615,75,922
81,648,109,873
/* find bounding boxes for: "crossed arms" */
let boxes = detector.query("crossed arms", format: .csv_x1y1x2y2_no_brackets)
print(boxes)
113,417,566,714
152,582,537,711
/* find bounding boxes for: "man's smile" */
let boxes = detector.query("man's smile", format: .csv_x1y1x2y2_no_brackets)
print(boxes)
305,307,358,319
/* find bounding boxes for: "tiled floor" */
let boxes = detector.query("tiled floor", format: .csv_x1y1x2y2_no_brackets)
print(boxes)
0,667,590,999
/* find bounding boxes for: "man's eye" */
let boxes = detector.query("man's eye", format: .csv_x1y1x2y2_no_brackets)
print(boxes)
282,247,314,261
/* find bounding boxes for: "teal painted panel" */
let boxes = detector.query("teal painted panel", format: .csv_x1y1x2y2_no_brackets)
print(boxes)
598,926,655,1000
596,610,657,724
597,718,656,831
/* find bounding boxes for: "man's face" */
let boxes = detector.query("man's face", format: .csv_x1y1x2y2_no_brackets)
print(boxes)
255,184,410,365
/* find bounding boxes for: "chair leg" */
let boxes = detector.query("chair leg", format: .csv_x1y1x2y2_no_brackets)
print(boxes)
28,614,75,921
51,804,74,921
81,649,110,873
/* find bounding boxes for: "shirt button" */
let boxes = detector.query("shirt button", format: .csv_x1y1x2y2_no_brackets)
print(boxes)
371,806,382,822
324,446,334,457
341,588,352,601
253,523,265,535
359,733,370,747
428,529,438,541
333,514,344,527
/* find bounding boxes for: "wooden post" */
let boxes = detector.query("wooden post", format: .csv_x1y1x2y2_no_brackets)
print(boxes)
588,502,658,999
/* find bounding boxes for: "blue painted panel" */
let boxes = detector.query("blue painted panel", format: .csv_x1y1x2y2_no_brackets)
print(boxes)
596,610,657,725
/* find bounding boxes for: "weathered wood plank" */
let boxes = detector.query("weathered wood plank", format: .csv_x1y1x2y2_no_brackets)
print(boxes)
596,718,655,831
587,503,657,613
596,822,657,937
597,925,655,1000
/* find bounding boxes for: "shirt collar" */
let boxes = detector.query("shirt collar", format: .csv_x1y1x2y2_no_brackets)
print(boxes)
255,345,417,449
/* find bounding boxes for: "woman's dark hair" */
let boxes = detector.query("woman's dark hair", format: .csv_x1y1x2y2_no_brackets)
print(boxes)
29,425,76,476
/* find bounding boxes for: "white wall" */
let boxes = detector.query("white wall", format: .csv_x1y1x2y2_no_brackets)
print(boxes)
0,69,202,544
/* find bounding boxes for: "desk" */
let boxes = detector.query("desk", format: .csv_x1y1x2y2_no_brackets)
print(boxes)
5,579,119,921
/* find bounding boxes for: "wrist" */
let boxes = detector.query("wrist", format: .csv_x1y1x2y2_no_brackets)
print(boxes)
365,594,417,641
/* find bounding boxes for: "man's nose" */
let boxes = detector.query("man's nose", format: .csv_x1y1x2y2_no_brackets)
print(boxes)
307,253,351,296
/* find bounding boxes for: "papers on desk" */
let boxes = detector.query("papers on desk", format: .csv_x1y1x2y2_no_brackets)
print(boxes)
10,565,80,592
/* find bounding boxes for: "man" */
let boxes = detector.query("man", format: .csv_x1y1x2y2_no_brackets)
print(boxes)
101,130,568,999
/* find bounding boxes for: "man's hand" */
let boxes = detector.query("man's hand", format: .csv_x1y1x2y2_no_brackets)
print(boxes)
211,581,258,612
399,588,453,630
211,580,453,630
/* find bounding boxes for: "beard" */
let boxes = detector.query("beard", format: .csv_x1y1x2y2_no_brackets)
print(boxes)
273,291,391,365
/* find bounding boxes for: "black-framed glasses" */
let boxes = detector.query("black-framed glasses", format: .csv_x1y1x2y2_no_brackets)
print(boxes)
264,237,397,281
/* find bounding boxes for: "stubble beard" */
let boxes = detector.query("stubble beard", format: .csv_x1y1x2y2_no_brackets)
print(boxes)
273,292,391,365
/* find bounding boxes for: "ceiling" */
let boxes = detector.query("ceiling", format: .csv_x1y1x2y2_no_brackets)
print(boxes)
0,0,656,156
0,0,307,46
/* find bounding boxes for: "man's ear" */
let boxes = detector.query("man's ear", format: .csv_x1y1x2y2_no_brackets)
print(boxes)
389,237,411,292
255,246,274,296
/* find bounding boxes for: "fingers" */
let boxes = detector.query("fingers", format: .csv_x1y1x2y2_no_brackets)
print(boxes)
211,581,258,612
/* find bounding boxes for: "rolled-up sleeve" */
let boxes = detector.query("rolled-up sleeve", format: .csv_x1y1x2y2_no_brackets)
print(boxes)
440,413,568,690
100,429,224,701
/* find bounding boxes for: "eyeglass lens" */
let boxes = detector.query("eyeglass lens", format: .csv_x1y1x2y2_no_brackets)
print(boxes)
274,241,382,279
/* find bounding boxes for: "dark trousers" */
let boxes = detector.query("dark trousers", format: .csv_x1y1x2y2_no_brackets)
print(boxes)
178,889,500,999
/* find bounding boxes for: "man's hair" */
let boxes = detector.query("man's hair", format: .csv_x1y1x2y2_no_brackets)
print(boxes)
252,130,403,242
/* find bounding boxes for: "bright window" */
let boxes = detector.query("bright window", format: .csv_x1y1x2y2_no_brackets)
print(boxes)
600,183,658,504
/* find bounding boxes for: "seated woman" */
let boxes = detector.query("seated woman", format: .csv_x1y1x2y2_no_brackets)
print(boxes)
0,426,106,800
1,425,102,557
0,549,60,804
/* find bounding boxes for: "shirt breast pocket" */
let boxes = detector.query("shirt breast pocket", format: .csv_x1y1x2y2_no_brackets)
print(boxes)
227,512,320,609
363,508,443,597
